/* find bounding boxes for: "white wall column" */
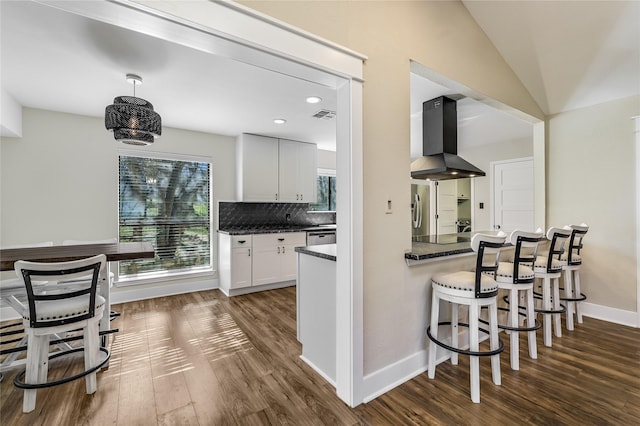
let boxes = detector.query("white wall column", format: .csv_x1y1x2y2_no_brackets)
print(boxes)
634,115,640,327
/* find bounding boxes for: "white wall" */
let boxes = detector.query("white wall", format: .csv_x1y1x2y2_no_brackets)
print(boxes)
459,138,533,231
0,108,236,291
547,95,640,315
239,0,544,376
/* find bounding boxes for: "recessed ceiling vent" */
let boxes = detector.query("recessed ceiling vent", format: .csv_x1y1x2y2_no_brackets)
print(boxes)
312,109,336,120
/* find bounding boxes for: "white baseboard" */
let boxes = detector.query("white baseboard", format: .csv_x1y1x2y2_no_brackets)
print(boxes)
110,278,219,305
581,302,638,327
299,354,337,387
219,280,295,297
362,331,470,403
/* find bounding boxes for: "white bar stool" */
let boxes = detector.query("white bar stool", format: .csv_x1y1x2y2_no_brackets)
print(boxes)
559,224,589,330
427,232,506,403
533,227,572,347
496,230,543,370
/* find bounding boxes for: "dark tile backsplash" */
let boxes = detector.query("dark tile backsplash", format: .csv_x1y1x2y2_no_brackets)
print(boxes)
218,202,336,229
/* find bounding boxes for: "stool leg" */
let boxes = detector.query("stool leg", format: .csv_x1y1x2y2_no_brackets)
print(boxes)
552,277,562,338
451,303,459,365
84,318,100,394
574,270,584,324
564,269,575,331
509,287,519,370
428,290,440,379
489,300,501,386
526,287,537,359
23,333,47,413
469,301,480,403
542,276,552,347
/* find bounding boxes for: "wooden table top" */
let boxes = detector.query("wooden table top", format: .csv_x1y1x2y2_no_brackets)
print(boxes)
0,242,155,271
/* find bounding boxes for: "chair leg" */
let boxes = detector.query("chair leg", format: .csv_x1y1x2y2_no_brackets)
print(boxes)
427,290,440,379
489,301,501,386
552,277,562,338
564,269,575,331
526,287,537,360
23,333,48,413
574,270,584,324
509,287,519,370
542,276,552,347
84,319,100,395
450,302,459,365
469,302,480,403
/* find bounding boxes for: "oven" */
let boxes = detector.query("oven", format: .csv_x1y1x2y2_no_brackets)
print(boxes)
306,230,337,245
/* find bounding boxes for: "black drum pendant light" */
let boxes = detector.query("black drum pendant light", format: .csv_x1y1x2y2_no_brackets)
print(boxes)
105,74,161,146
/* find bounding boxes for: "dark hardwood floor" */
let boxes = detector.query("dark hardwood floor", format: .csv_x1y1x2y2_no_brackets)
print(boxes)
1,287,639,425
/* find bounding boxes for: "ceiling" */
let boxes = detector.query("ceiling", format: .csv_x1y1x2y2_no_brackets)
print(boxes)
2,1,638,154
463,0,640,116
0,1,338,150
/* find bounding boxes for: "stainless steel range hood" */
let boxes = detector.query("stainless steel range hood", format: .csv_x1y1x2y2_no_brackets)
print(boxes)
411,96,485,180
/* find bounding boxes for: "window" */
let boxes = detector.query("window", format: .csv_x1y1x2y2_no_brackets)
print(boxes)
309,169,336,211
118,153,212,279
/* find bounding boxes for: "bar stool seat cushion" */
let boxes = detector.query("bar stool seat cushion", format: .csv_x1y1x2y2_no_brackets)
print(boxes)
20,295,105,323
432,271,499,293
492,262,535,283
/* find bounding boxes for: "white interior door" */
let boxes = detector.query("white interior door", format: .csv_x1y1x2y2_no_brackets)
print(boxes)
492,158,535,233
436,180,457,234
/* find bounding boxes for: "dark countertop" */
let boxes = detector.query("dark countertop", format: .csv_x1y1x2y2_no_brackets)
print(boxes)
406,231,512,262
218,224,336,235
295,244,336,261
405,232,475,261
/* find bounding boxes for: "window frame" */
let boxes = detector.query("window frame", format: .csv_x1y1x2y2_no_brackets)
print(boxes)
310,168,337,212
116,149,214,286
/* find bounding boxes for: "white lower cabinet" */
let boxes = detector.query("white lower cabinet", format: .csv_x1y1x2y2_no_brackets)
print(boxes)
218,232,306,296
218,234,253,293
252,233,306,285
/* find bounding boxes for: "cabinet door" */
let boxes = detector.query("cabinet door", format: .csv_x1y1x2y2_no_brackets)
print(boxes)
231,248,252,289
238,134,279,201
278,139,300,202
280,232,307,281
297,142,317,203
252,245,282,285
457,178,471,199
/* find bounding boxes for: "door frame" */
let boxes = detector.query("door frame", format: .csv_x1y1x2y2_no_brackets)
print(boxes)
44,0,367,406
634,115,640,327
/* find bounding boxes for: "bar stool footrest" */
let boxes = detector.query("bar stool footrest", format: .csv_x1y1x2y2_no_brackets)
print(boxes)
559,292,587,302
479,314,542,332
426,322,504,357
13,346,110,390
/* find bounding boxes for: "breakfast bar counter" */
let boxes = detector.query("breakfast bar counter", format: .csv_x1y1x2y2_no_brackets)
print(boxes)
295,244,337,386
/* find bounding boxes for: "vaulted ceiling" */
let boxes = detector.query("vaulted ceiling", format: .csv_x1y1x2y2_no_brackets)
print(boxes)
463,0,640,115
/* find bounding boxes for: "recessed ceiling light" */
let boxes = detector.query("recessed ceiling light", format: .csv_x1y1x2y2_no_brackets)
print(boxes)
273,118,287,124
451,171,459,175
306,96,322,104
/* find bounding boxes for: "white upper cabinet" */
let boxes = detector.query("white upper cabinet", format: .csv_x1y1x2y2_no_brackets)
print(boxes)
237,134,317,203
457,178,471,199
278,139,317,202
237,134,279,202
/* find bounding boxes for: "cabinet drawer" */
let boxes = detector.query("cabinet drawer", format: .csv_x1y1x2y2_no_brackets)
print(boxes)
231,235,252,248
252,232,306,248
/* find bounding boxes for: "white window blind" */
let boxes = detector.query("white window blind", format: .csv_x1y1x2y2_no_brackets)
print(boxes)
118,154,212,278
